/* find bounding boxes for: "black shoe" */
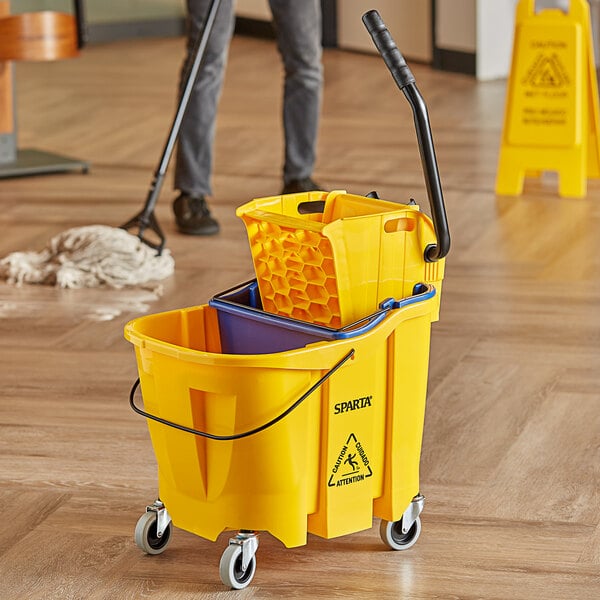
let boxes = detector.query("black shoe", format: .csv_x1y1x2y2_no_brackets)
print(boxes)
281,177,321,195
173,193,220,236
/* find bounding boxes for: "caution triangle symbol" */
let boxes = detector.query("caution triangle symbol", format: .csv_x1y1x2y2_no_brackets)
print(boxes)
526,55,568,88
327,433,373,488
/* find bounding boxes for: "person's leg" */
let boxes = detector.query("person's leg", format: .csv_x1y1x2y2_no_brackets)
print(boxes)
173,0,234,235
268,0,323,191
175,0,235,197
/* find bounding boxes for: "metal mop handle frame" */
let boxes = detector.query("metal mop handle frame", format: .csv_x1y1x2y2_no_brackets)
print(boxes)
121,0,222,254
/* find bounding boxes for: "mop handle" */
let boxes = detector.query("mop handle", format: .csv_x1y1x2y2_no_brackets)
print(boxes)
362,10,450,262
142,0,222,217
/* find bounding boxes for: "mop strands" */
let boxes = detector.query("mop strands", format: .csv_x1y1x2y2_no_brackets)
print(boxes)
0,225,174,289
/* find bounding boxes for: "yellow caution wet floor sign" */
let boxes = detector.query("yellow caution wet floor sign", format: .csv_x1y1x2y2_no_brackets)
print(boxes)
496,0,600,197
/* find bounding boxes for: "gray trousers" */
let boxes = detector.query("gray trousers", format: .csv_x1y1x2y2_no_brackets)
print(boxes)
174,0,323,197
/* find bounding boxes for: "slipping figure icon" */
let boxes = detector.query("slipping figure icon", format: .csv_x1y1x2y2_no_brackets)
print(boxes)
344,453,359,472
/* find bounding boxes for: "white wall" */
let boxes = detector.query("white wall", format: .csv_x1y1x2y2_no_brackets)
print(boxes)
477,0,516,80
435,0,516,81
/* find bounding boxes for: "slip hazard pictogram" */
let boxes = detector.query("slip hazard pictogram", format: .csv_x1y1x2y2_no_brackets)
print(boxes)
327,433,373,488
522,53,569,88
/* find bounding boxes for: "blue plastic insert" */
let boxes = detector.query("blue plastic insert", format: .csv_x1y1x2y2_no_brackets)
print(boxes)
209,280,435,355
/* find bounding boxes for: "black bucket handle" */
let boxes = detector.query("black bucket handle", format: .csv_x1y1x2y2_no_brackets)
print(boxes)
129,348,355,440
362,10,450,262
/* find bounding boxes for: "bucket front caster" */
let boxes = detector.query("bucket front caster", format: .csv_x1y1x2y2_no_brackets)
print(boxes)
379,516,421,550
134,500,173,555
219,531,259,590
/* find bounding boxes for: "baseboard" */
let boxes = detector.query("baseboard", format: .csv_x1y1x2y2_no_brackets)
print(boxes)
432,48,476,76
86,17,276,45
235,16,275,39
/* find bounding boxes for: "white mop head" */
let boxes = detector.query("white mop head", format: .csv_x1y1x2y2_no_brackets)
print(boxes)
0,225,175,289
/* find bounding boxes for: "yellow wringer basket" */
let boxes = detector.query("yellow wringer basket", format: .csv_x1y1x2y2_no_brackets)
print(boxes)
237,189,445,327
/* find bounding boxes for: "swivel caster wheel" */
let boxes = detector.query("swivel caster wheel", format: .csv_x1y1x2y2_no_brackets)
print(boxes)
134,507,172,555
219,544,257,589
219,531,259,590
379,516,421,550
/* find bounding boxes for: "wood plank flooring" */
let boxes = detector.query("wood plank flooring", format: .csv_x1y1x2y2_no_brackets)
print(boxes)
0,33,599,599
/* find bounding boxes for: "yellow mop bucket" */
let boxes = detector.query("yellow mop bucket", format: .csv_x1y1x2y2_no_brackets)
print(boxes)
125,11,450,590
237,190,445,327
124,285,436,550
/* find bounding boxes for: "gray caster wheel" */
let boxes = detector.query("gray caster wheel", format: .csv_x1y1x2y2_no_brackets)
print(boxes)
134,510,172,555
379,516,421,550
219,544,257,590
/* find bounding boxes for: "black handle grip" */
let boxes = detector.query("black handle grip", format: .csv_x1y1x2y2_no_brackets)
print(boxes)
362,10,450,262
362,10,415,89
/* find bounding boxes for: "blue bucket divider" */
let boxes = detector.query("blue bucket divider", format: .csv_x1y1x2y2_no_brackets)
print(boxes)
208,280,435,355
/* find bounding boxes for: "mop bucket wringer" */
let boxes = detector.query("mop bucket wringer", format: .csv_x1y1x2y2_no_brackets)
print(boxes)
235,6,450,330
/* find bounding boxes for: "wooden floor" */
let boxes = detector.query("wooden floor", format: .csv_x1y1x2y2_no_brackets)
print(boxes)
1,33,599,599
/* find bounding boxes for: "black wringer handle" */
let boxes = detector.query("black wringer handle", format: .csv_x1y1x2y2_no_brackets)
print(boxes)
362,10,450,262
